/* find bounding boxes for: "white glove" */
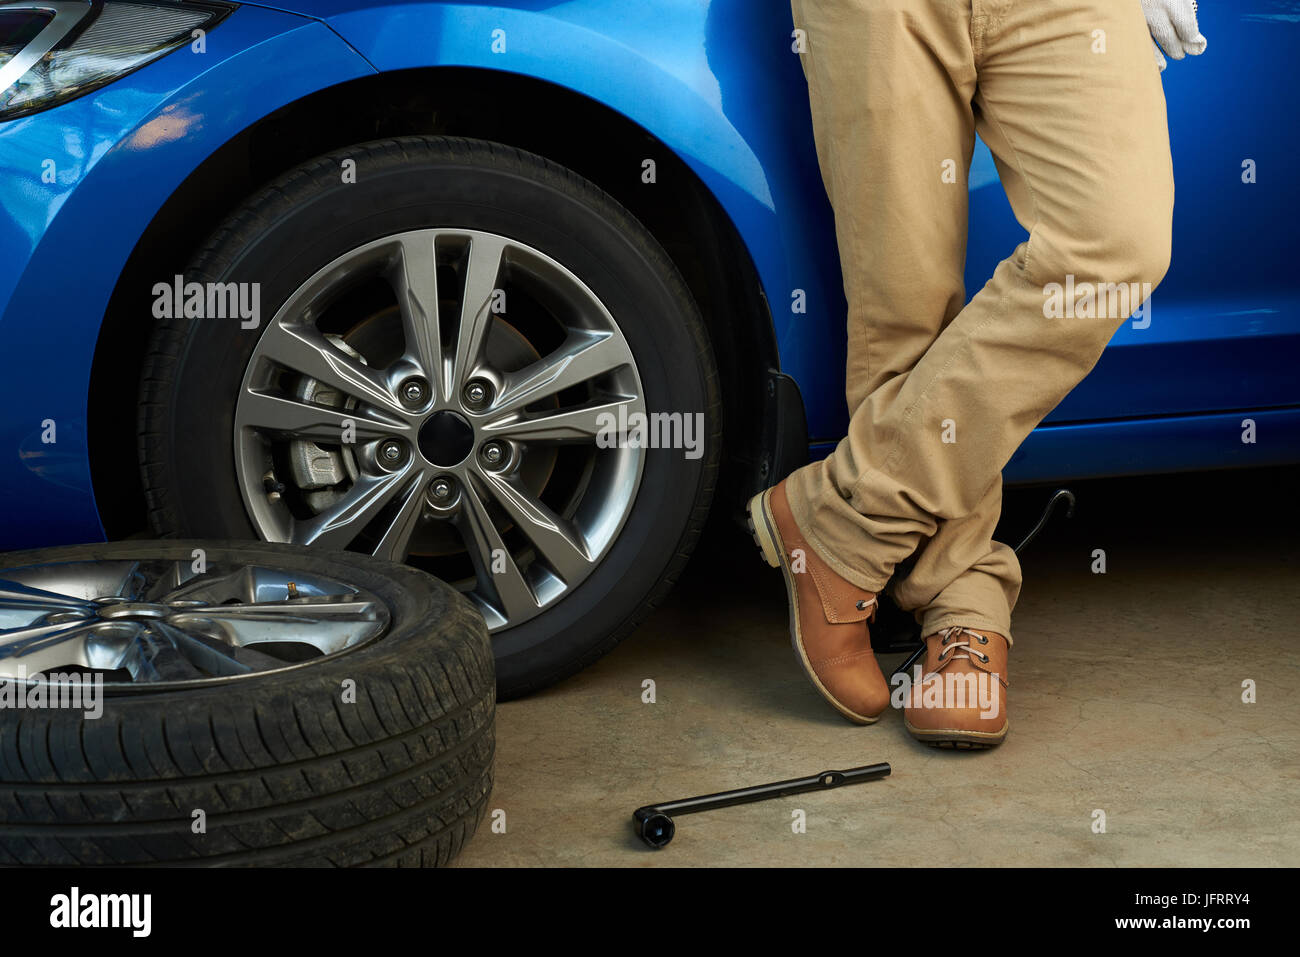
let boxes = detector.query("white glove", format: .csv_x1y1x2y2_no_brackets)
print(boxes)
1142,0,1207,71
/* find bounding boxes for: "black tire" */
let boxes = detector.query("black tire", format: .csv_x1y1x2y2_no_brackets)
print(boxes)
138,135,721,699
0,540,494,867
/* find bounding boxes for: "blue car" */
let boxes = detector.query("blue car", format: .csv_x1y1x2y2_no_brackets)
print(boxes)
2,1,1296,695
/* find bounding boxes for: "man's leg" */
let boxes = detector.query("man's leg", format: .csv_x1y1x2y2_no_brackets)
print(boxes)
789,0,1172,609
892,0,1174,665
750,0,978,723
892,480,1019,640
785,0,980,594
777,0,1174,736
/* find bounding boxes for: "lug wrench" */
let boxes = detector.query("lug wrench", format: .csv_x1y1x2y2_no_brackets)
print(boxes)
633,762,891,848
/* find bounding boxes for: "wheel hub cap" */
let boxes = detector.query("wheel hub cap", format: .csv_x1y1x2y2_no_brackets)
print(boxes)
419,410,475,467
96,602,169,620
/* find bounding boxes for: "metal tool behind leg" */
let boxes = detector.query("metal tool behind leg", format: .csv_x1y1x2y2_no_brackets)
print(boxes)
888,488,1076,679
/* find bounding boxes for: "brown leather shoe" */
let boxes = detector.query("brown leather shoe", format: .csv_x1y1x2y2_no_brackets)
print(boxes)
747,480,889,724
903,626,1009,748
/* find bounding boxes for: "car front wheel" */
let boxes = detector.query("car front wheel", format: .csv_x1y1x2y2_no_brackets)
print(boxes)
138,136,721,698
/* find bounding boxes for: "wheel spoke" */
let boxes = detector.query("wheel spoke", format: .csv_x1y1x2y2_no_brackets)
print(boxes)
257,321,408,418
293,466,418,549
476,470,592,582
238,388,411,444
169,598,384,655
0,579,97,614
481,394,639,444
158,567,254,606
491,331,632,417
391,232,443,383
131,622,239,682
0,560,148,606
143,561,207,603
457,476,538,621
451,233,508,391
0,618,103,675
369,474,429,561
74,560,150,602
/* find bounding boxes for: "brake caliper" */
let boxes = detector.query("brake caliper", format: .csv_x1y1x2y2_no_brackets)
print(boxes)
287,334,362,511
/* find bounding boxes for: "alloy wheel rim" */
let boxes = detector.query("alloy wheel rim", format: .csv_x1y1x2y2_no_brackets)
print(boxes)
233,228,646,631
0,559,390,687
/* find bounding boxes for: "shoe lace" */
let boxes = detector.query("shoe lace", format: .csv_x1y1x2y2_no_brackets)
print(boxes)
935,625,992,665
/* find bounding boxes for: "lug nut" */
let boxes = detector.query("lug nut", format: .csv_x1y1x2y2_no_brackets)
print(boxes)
428,476,456,504
479,441,507,469
463,379,492,410
399,377,429,407
378,439,405,467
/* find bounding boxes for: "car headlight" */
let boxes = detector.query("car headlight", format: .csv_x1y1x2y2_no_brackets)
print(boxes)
0,1,232,122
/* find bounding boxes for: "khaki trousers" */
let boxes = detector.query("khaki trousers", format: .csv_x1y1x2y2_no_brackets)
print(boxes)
785,0,1174,643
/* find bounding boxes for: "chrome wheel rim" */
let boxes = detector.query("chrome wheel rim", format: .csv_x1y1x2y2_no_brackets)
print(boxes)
234,228,646,631
0,559,390,687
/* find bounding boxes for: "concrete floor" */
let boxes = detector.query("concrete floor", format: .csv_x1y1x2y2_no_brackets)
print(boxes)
454,466,1300,866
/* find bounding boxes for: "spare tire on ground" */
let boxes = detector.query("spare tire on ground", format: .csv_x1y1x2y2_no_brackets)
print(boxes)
0,540,493,867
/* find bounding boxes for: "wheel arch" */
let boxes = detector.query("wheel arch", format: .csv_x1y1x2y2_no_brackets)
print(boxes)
90,66,789,537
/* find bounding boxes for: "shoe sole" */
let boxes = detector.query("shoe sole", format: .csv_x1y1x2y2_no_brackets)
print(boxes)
746,488,880,726
903,719,1009,749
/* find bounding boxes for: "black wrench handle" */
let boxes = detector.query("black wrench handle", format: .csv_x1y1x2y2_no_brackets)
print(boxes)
639,762,891,818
